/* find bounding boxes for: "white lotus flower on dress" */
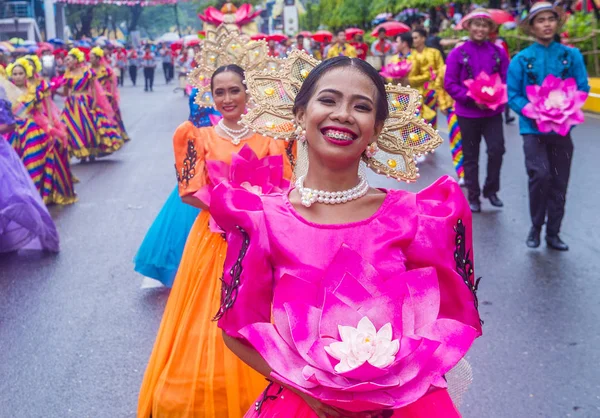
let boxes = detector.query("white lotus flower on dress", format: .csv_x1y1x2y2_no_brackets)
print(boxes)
325,316,400,373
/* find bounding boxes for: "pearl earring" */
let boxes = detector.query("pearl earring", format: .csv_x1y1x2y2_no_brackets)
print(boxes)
365,142,379,158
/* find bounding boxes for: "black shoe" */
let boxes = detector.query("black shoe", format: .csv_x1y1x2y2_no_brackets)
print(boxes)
505,116,516,124
526,227,541,248
487,194,504,207
546,235,569,251
469,201,481,213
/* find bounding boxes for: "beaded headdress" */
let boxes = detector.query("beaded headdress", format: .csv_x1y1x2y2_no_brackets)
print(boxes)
188,27,280,107
241,49,443,182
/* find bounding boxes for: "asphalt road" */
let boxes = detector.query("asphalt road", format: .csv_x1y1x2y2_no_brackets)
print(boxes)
1,76,599,418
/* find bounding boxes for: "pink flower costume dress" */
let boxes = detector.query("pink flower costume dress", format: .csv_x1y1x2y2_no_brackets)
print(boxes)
211,175,482,417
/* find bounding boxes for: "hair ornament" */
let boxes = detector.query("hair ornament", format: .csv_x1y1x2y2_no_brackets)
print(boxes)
7,57,34,79
68,48,86,63
240,49,443,182
91,46,105,58
188,27,281,107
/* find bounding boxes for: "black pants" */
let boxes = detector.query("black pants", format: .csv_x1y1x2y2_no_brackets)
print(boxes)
129,65,138,86
523,134,573,236
162,62,174,83
118,72,124,86
457,113,505,202
144,67,155,91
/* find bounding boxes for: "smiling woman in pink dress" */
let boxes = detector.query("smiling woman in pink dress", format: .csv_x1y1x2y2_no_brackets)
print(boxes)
211,54,483,417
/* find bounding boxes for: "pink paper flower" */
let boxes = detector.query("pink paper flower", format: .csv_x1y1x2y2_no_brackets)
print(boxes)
464,71,507,111
522,74,588,136
379,60,412,79
193,144,289,207
240,245,478,412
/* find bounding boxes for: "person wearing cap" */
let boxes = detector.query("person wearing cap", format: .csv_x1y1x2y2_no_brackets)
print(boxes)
326,30,357,59
444,9,509,213
508,2,589,251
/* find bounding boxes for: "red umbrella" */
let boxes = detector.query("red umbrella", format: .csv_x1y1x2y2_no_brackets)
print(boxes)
312,30,333,43
187,39,201,47
251,32,268,41
575,0,600,12
299,31,312,38
370,21,410,38
345,28,364,40
266,33,288,42
456,9,516,30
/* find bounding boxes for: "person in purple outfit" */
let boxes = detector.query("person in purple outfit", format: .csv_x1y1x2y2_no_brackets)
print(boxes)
0,86,59,253
444,9,509,213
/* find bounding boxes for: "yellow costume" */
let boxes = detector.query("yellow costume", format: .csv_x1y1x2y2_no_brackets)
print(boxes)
326,42,357,59
389,52,436,123
411,47,444,128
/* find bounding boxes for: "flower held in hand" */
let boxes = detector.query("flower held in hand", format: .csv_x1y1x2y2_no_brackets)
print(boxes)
464,71,507,111
521,74,587,136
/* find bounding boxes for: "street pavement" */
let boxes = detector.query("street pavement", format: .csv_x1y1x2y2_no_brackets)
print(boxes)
1,74,599,418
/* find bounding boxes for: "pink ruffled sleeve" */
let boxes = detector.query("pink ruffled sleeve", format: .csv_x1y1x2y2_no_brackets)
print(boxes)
210,182,274,339
404,175,483,336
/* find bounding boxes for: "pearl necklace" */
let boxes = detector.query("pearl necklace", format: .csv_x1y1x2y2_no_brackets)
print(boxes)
218,119,250,145
296,174,370,207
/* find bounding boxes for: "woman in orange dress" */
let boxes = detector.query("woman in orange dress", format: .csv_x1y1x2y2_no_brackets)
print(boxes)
137,64,292,418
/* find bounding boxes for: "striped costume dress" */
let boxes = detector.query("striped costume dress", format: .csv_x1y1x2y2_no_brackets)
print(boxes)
61,67,123,160
96,64,129,142
8,80,77,205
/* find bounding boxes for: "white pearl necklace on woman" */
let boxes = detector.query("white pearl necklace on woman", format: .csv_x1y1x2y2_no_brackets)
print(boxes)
295,174,370,208
218,119,250,145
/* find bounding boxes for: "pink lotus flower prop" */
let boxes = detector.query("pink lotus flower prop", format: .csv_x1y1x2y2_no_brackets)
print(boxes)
240,246,478,412
379,60,412,79
193,144,289,208
464,71,507,111
522,74,588,136
198,4,261,27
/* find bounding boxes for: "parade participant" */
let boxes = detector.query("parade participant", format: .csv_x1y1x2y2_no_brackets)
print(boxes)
212,53,480,417
388,33,437,136
508,2,589,250
90,46,129,142
137,64,292,418
133,86,220,287
267,39,281,57
445,9,509,213
0,86,59,253
436,64,465,185
295,34,310,54
352,33,369,60
40,48,56,80
128,46,139,86
490,31,516,124
59,48,123,163
326,30,357,59
371,27,394,68
411,28,444,129
159,43,173,84
6,58,77,205
116,48,127,86
142,45,156,92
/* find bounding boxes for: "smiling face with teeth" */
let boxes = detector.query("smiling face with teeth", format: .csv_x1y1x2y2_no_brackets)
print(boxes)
294,66,384,172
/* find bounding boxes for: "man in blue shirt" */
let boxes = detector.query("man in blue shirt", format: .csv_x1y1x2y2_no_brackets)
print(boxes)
508,2,590,251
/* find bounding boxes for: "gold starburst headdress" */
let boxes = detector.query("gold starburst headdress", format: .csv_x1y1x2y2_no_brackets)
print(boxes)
241,49,444,182
188,27,280,107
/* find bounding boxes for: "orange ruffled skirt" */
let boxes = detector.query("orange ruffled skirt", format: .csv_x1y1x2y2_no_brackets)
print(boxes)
138,210,266,418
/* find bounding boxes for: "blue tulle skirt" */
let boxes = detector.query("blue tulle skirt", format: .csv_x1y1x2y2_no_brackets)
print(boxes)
133,186,200,287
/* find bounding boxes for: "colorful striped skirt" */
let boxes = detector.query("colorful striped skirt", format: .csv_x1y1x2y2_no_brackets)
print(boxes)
8,117,77,205
61,94,123,160
108,93,129,142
